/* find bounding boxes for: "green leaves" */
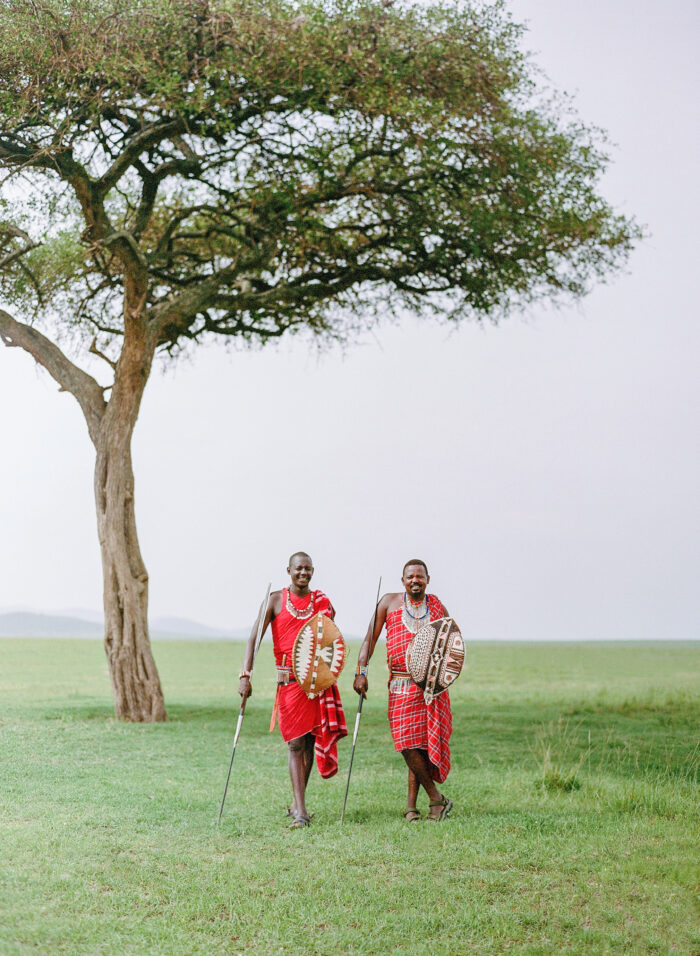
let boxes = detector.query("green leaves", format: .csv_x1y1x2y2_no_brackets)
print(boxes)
0,0,641,352
0,0,520,131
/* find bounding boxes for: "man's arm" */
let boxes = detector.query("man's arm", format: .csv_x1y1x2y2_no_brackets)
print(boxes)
238,591,279,699
352,594,391,698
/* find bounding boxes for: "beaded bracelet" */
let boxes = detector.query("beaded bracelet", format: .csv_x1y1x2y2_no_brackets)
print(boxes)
355,665,368,677
238,670,251,680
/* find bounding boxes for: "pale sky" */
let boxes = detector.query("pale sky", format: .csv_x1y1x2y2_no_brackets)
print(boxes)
1,0,698,641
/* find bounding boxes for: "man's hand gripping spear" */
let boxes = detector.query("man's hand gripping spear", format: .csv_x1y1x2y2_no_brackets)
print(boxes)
217,583,271,823
340,577,382,824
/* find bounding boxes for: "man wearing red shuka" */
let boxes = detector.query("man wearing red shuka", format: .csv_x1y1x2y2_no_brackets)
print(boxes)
239,552,347,828
353,559,453,822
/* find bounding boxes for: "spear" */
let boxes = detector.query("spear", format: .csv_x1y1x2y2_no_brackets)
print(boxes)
340,576,382,824
217,582,272,823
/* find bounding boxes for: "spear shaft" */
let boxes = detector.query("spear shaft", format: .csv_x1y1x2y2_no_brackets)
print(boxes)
340,576,382,824
217,582,272,823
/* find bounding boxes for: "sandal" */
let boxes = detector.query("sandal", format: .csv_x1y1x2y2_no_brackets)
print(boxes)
427,795,453,821
286,807,314,820
288,812,312,829
403,808,421,822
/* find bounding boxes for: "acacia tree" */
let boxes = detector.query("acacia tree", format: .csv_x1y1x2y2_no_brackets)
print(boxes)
0,0,639,720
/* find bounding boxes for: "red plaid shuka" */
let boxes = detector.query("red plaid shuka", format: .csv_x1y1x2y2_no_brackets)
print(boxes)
272,589,347,778
385,594,452,784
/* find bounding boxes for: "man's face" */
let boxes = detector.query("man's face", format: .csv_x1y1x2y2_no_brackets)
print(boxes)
402,564,429,599
288,555,314,592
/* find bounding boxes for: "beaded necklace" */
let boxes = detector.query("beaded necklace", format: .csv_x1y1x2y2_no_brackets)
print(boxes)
401,591,430,634
285,588,315,620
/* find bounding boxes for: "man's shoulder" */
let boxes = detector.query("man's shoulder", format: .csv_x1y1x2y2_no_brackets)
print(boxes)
269,588,285,613
428,594,448,613
382,591,403,608
312,590,335,619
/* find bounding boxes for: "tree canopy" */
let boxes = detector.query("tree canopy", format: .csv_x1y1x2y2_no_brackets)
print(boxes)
1,0,639,359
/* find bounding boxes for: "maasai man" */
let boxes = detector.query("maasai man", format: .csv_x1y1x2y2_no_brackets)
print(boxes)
353,559,453,822
239,552,347,828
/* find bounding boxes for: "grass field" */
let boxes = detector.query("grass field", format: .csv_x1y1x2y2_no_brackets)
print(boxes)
1,639,698,955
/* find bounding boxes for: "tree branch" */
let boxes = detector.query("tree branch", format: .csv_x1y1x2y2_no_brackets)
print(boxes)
0,138,148,283
98,118,187,193
0,240,40,270
0,308,107,442
89,336,117,370
0,221,41,269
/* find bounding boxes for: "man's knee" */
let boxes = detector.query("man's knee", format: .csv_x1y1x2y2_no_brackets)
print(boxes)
288,735,306,753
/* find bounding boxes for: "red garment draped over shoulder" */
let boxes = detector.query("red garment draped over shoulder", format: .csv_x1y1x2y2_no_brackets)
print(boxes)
385,594,452,784
271,589,347,778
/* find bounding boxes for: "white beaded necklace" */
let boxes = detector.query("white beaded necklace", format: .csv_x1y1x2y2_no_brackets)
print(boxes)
402,592,429,634
285,588,315,620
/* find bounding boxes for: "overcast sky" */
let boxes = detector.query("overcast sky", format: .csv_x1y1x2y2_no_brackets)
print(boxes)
1,0,698,641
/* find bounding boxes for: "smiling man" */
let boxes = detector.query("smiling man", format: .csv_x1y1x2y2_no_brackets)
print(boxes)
238,552,347,828
353,559,453,822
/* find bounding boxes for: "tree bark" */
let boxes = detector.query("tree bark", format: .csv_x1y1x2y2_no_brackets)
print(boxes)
94,436,166,722
93,312,166,722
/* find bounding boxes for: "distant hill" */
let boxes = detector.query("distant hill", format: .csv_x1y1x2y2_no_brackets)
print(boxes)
150,616,244,639
0,612,102,638
0,611,244,640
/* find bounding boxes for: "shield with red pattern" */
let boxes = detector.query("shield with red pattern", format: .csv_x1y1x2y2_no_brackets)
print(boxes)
291,613,346,699
406,616,465,704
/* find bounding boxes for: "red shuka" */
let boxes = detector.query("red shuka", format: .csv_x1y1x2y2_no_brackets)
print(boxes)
385,594,453,784
271,588,347,778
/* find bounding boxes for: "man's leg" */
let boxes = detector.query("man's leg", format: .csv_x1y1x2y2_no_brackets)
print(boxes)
303,733,315,789
402,748,452,820
402,767,420,820
407,769,419,809
288,733,315,820
401,748,441,803
288,734,310,819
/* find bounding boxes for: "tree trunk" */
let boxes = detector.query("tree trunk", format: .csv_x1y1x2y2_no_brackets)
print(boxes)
94,325,166,721
0,304,165,720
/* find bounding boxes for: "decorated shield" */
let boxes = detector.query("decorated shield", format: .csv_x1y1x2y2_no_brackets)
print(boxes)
405,616,465,704
291,613,346,699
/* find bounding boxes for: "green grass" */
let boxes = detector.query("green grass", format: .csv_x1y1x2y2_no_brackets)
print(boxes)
1,639,698,955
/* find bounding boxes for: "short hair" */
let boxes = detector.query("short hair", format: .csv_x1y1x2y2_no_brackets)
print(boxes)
288,551,313,567
402,558,429,577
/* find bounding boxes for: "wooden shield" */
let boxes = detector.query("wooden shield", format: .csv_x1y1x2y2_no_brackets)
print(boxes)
291,613,346,699
406,616,465,704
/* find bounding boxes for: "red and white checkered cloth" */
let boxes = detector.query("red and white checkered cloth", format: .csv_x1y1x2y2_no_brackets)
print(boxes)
315,683,348,779
385,595,452,784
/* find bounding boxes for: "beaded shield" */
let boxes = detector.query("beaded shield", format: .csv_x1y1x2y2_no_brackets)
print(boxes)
291,613,346,699
405,616,465,704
